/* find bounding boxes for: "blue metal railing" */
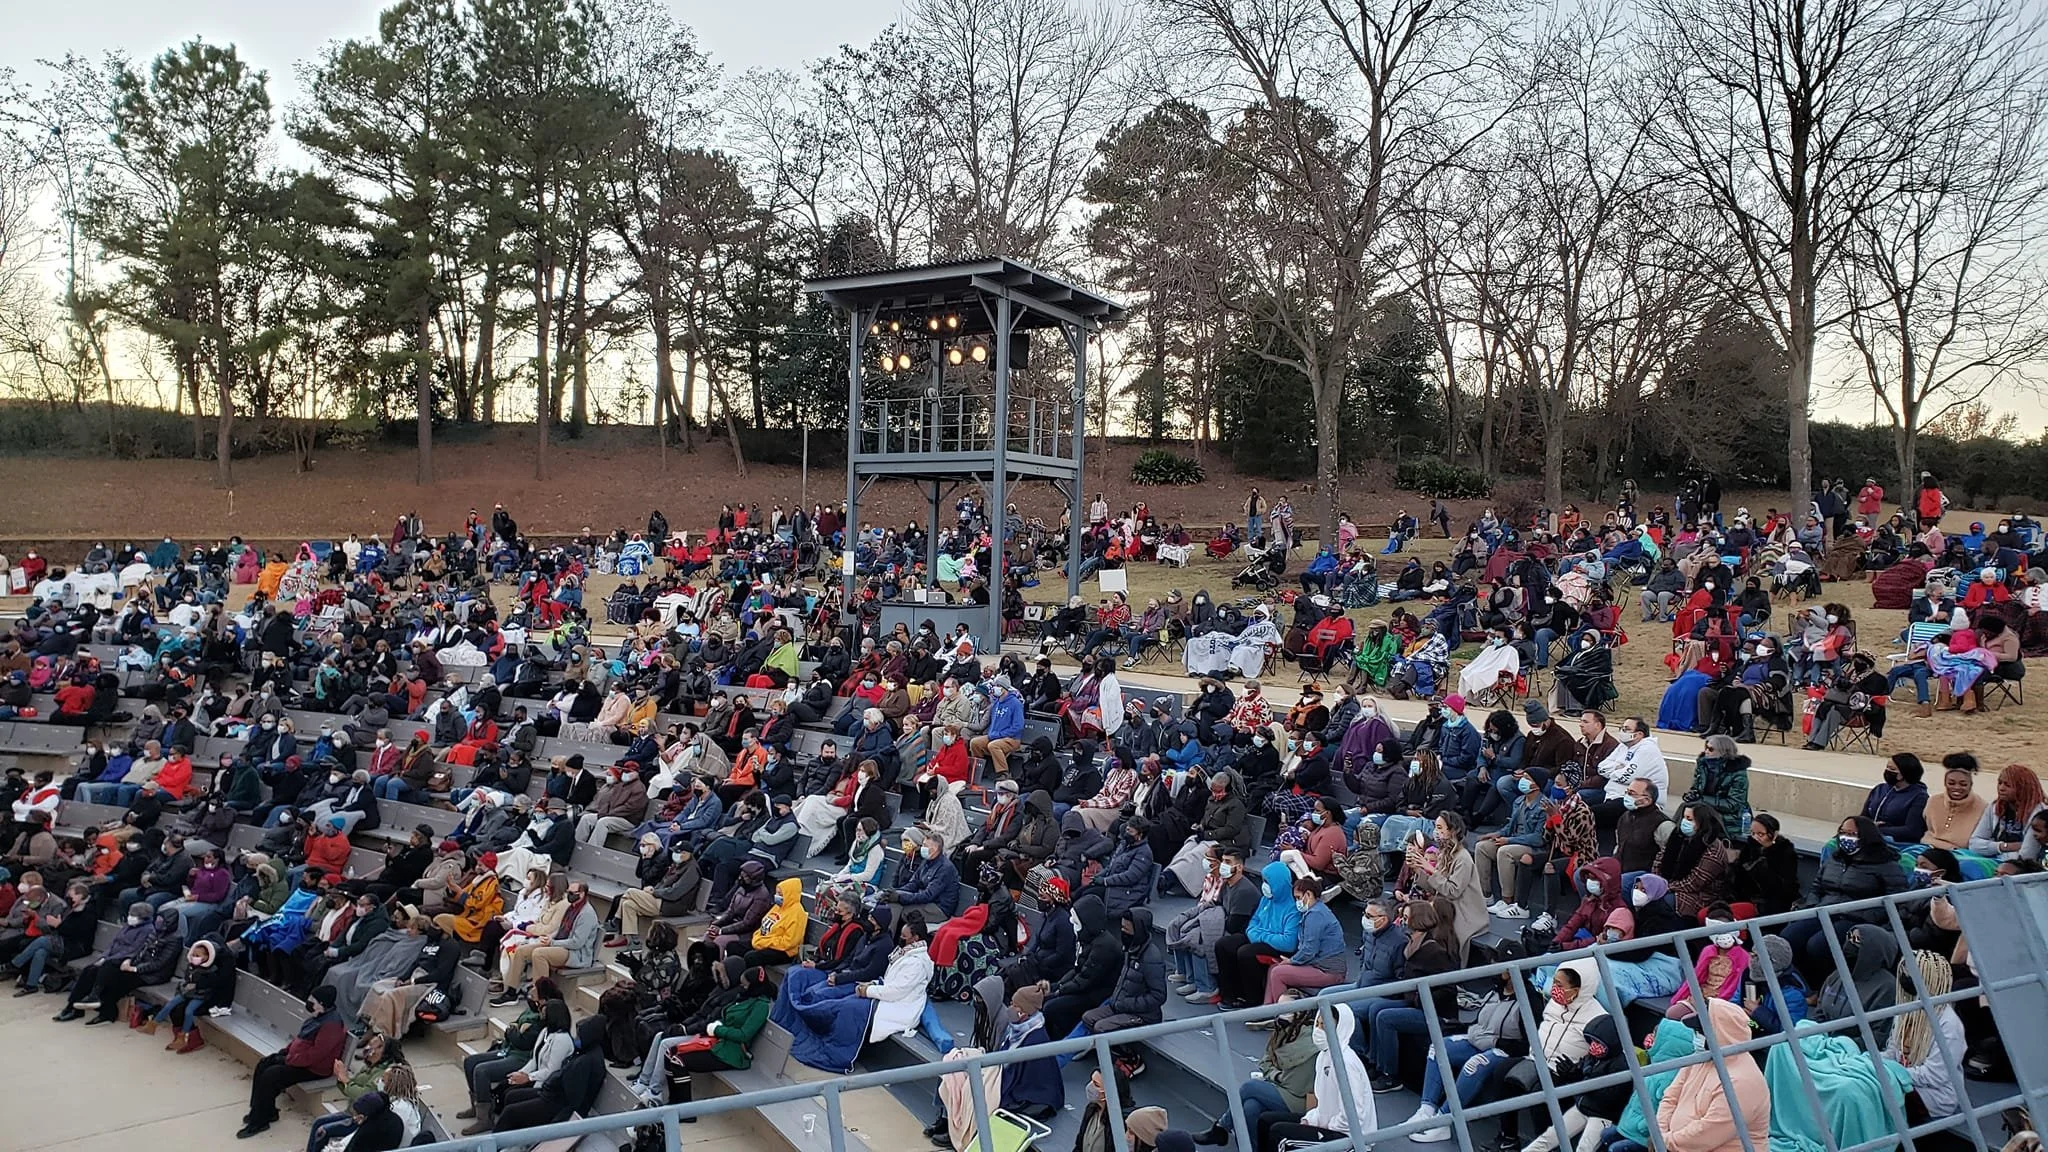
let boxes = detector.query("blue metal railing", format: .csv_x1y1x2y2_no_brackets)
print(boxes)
410,873,2048,1152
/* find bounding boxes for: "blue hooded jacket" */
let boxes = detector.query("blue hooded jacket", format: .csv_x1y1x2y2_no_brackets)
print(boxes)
1246,860,1303,952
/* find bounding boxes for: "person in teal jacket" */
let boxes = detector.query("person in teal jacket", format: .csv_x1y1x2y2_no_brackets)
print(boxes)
1600,1017,1695,1152
1216,861,1301,1008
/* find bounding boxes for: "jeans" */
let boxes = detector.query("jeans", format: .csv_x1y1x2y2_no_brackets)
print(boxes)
1639,591,1677,620
1421,1039,1513,1108
1352,996,1406,1062
1369,1006,1430,1075
1248,515,1264,544
11,936,60,988
1888,663,1932,704
165,898,222,945
78,782,141,806
373,776,413,801
466,1049,525,1105
1222,1078,1291,1133
1170,945,1217,994
156,994,206,1031
306,1114,356,1152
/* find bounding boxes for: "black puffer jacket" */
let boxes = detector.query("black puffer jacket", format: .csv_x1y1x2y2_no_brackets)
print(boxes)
1105,906,1167,1022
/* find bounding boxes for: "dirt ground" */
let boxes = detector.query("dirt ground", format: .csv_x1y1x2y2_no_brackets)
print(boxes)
0,428,1431,546
1023,536,2044,771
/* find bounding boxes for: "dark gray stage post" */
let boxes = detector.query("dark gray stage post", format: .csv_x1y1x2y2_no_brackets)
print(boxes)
1065,324,1086,607
844,313,863,625
989,295,1011,648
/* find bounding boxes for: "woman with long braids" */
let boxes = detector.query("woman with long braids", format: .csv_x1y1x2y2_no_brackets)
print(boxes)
1884,949,1967,1124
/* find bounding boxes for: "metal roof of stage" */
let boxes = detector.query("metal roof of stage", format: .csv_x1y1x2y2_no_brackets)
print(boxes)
805,257,1127,333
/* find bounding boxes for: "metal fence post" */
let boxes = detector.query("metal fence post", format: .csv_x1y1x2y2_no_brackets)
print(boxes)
1504,967,1577,1150
1416,973,1479,1152
1742,923,1840,1152
1215,1017,1254,1152
1586,948,1673,1152
1667,934,1761,1152
1813,907,1921,1150
1098,1033,1130,1152
1883,900,1990,1152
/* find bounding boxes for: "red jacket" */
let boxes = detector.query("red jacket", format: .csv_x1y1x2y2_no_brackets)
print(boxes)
928,738,971,785
54,683,95,716
282,1015,346,1072
303,831,352,877
156,755,194,801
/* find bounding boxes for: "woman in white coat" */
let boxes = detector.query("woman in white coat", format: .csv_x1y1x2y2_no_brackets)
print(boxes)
1254,1001,1377,1152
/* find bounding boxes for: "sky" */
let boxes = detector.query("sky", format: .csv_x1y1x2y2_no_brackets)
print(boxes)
0,0,908,105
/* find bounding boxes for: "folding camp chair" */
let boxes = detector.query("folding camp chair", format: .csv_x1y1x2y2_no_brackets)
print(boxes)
1829,696,1886,755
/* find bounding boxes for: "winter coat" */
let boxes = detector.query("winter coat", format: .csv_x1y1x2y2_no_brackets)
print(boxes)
1052,896,1121,1004
1093,836,1154,917
1104,907,1167,1022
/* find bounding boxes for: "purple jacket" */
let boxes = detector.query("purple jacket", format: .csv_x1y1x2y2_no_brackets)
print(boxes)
186,864,232,905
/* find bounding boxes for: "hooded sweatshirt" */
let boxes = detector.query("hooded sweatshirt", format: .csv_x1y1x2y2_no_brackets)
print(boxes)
750,877,809,954
1301,1003,1377,1133
1246,861,1304,953
1657,997,1771,1152
1617,1018,1699,1144
1536,959,1608,1064
1555,856,1623,945
1053,895,1121,1004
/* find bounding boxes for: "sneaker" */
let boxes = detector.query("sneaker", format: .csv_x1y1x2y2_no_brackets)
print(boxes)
1485,899,1508,916
1496,903,1528,919
489,989,523,1007
1184,990,1216,1004
1407,1104,1438,1125
1529,913,1556,934
1370,1074,1403,1093
1320,884,1345,903
1411,1126,1453,1144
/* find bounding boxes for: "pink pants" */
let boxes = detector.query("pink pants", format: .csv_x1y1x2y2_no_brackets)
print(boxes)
1265,962,1348,1004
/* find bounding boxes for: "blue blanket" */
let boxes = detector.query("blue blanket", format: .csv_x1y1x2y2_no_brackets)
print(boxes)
1657,669,1710,733
1534,953,1686,1007
772,966,877,1074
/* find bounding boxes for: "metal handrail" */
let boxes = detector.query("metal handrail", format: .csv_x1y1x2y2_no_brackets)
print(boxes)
857,395,1073,459
407,873,2048,1152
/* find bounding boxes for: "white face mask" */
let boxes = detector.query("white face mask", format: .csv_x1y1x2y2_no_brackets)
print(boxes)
1630,888,1651,908
1070,913,1084,935
1711,931,1740,950
1310,1027,1329,1052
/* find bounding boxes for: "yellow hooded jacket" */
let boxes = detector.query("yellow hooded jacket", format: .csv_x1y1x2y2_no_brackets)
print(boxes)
750,876,809,954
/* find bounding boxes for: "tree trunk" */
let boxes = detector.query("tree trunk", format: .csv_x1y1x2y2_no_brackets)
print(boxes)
415,308,435,485
1314,355,1345,547
475,261,501,424
534,255,552,482
678,335,698,452
651,312,679,450
1543,406,1566,510
710,364,748,477
215,381,235,489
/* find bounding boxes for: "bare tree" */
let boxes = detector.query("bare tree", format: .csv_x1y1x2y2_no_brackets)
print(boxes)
907,0,1129,263
1645,0,2037,503
1836,78,2048,486
1154,0,1525,539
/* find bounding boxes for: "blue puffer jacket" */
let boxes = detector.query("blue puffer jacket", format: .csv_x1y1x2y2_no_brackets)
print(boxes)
1434,719,1481,773
1355,920,1407,988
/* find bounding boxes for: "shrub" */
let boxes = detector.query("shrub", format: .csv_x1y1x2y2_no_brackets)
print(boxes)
1130,448,1205,486
1396,457,1491,499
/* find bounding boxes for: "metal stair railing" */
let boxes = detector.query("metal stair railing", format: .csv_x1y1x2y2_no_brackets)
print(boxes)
409,873,2048,1152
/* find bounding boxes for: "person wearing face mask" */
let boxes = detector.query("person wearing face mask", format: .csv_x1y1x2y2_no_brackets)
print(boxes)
884,827,963,919
1586,717,1666,828
55,900,181,1024
1165,847,1235,1002
1083,814,1155,917
1778,814,1909,975
1430,695,1482,778
1278,797,1349,893
1258,878,1348,1004
1377,750,1454,872
574,762,651,844
1254,1002,1377,1152
1478,768,1553,920
1214,861,1304,1010
1653,805,1730,920
1346,734,1409,829
1077,907,1168,1057
238,984,347,1138
1692,906,1751,1001
781,913,935,1074
1552,856,1624,949
1610,778,1671,878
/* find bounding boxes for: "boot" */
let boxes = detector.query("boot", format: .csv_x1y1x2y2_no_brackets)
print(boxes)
140,1017,159,1037
177,1031,205,1054
1913,701,1934,718
166,1030,184,1050
1936,684,1958,711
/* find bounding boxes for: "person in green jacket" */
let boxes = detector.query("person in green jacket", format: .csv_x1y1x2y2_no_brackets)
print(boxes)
223,755,264,813
673,964,774,1073
336,1029,405,1101
1681,735,1751,829
1349,622,1401,689
1195,991,1318,1145
1607,1017,1695,1151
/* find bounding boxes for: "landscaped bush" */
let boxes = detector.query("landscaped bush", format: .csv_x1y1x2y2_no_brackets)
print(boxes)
1396,457,1491,499
1130,447,1205,486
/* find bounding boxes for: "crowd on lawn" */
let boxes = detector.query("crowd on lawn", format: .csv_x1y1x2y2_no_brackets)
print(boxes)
0,479,2037,1152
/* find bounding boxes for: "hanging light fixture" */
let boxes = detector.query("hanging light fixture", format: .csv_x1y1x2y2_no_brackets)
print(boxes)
926,316,942,332
970,342,989,364
947,347,964,366
877,351,895,373
895,352,914,372
945,314,961,331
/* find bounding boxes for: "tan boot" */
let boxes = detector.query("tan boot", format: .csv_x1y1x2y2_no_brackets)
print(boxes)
165,1029,183,1050
1913,702,1934,718
140,1018,159,1036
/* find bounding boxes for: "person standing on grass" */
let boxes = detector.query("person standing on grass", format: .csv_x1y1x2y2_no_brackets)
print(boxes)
1246,487,1265,547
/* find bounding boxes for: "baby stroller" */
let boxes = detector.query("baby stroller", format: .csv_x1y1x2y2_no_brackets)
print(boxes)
1231,542,1286,591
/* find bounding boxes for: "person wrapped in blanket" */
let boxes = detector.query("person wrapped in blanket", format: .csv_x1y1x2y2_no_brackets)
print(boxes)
925,982,1064,1148
928,863,1021,1001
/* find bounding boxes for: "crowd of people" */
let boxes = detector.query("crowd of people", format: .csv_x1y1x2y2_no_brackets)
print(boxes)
0,479,2038,1152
